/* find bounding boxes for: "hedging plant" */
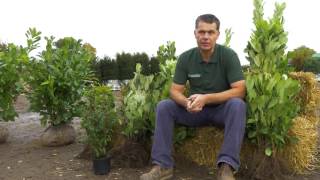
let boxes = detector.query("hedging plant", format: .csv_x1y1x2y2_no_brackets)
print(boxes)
27,36,94,126
0,28,40,121
122,41,182,141
116,52,135,80
123,60,177,139
245,0,300,156
303,57,320,74
81,85,117,158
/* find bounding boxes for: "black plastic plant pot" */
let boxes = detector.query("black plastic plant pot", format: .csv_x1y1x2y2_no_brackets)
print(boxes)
93,156,111,175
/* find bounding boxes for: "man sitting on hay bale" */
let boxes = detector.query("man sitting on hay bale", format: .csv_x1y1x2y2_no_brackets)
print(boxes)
140,14,246,180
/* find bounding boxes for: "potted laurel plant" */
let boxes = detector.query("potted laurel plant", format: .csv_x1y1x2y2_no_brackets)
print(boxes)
81,85,117,175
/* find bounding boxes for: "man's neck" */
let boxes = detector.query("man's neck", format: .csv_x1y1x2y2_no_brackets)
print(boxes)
200,47,214,62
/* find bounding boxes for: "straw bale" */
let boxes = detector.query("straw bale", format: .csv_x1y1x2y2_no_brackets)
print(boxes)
279,116,319,174
289,72,319,115
177,115,319,174
176,127,223,168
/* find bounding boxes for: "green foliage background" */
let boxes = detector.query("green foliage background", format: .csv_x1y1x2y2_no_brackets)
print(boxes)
288,46,316,71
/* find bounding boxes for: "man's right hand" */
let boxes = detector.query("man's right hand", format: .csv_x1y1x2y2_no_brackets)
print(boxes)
186,96,203,113
170,83,203,113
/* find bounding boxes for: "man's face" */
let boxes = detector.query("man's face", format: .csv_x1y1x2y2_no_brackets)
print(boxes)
194,21,220,52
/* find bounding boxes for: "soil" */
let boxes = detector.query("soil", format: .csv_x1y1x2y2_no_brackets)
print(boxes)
0,95,320,180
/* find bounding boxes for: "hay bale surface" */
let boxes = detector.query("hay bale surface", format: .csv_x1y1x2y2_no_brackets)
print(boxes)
177,116,319,174
290,72,320,115
176,127,223,168
280,116,319,173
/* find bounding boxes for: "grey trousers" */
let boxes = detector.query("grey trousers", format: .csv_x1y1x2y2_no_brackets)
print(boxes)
151,98,246,171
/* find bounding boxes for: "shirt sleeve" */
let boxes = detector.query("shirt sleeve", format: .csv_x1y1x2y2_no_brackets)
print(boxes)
225,50,244,84
173,55,188,85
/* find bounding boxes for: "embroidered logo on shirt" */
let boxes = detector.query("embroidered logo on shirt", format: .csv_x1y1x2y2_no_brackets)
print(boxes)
188,74,201,78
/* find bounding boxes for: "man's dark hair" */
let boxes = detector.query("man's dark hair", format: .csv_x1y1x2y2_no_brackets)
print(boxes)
195,14,220,31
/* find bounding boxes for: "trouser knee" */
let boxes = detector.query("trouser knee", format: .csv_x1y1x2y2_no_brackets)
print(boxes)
156,99,175,114
225,98,246,124
226,98,246,108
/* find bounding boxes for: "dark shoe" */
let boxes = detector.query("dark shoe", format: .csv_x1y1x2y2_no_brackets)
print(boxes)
217,163,235,180
140,165,173,180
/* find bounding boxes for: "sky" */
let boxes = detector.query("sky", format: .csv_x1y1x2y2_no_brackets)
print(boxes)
1,0,319,65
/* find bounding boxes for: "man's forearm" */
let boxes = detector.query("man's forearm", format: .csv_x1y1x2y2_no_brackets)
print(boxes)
204,87,245,105
170,89,189,108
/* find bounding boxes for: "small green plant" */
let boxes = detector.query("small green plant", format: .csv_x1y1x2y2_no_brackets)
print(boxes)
0,28,40,121
81,85,117,158
27,36,94,126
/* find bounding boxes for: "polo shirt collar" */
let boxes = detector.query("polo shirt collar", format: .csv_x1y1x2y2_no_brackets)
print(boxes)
196,45,219,64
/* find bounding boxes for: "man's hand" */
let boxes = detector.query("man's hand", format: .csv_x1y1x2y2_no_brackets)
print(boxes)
186,94,206,113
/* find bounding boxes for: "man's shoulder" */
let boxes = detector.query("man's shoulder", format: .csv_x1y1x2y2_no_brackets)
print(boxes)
217,44,237,56
179,47,198,60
